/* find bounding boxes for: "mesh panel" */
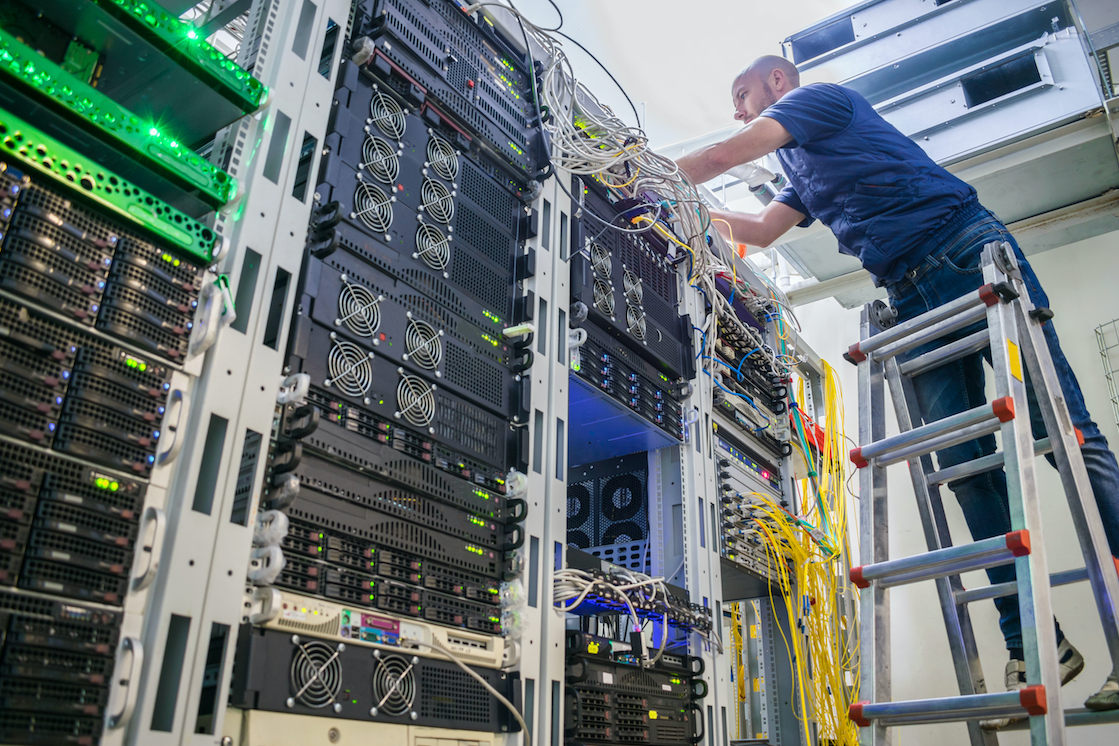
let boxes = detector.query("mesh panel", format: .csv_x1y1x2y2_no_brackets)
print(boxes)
458,160,515,230
418,665,491,723
455,204,513,269
444,344,503,410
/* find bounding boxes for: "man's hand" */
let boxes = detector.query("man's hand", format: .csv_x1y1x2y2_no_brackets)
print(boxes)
676,117,793,185
706,202,806,251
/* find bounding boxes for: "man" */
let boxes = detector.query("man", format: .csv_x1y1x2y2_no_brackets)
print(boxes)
676,55,1119,721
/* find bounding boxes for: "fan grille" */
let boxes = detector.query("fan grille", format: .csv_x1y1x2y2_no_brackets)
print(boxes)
336,277,382,337
325,336,374,399
626,306,646,340
396,373,436,427
623,270,643,305
590,242,612,279
372,654,416,716
361,135,399,184
593,279,615,317
289,639,343,709
420,178,455,224
404,318,442,370
353,182,394,234
426,133,459,181
370,88,406,139
414,223,451,271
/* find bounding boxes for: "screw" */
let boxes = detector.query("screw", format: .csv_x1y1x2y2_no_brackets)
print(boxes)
328,728,341,743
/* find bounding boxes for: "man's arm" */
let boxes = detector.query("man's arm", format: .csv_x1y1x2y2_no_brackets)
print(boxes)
676,117,793,185
707,201,805,251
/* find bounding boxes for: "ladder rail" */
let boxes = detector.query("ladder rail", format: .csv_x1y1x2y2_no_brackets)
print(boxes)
980,244,1064,745
1010,278,1119,672
857,307,892,746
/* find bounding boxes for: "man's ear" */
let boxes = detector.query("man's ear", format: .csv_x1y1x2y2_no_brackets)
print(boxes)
771,68,786,91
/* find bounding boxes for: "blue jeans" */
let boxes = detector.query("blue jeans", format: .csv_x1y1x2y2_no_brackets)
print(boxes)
885,201,1119,651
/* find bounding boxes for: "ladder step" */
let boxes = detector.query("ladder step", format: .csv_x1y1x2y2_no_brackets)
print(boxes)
927,430,1084,486
956,567,1089,605
849,686,1047,727
846,282,1002,364
851,397,1016,469
899,329,990,377
1001,707,1119,730
850,531,1030,590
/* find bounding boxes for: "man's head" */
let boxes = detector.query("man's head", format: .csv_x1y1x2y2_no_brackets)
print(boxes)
731,56,800,124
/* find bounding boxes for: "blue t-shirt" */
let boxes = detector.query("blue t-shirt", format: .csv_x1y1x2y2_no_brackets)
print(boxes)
761,83,977,283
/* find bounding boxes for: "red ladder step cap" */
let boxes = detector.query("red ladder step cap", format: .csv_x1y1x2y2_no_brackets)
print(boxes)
850,447,868,469
1005,530,1031,557
849,566,869,589
992,396,1016,423
979,283,1000,307
848,702,871,727
1019,685,1047,716
846,343,867,363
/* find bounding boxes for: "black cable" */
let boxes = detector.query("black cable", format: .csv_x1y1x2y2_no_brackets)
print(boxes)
553,30,642,129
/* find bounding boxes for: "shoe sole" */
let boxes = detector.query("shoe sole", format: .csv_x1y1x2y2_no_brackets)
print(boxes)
1061,658,1085,686
1084,694,1119,712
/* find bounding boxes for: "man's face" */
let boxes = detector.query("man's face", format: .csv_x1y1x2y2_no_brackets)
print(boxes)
732,72,779,124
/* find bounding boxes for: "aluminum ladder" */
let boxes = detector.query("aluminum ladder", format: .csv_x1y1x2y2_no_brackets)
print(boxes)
844,242,1119,745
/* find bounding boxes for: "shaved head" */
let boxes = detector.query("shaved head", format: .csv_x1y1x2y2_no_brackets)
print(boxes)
737,55,800,88
731,56,800,124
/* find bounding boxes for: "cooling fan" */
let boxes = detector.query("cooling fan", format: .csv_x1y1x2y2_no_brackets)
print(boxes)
566,482,592,549
370,651,417,718
286,636,344,710
590,242,612,279
593,278,615,317
626,305,647,341
420,178,455,224
601,521,644,544
369,86,407,139
360,134,400,184
622,270,643,305
395,369,436,428
414,223,451,272
602,473,642,523
426,131,459,181
325,334,375,403
336,275,383,338
402,315,443,370
352,181,394,235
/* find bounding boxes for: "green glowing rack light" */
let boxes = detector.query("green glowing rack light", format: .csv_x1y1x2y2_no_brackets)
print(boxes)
0,27,237,210
90,0,267,114
0,107,221,264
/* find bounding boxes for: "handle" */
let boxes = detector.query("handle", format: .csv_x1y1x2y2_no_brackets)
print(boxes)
247,545,286,585
780,442,793,458
131,506,166,591
689,654,706,678
277,373,311,405
563,689,582,738
270,441,302,474
188,281,223,358
249,586,283,625
691,678,708,699
283,403,320,439
506,497,527,523
512,349,534,374
503,523,525,551
105,637,144,730
253,509,290,547
688,701,704,744
155,389,188,466
501,638,521,669
266,473,300,510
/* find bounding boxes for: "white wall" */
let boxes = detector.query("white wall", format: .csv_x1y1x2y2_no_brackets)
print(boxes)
793,230,1119,744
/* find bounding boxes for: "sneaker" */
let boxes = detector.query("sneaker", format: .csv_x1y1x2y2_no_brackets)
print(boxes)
1085,672,1119,711
980,640,1083,729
